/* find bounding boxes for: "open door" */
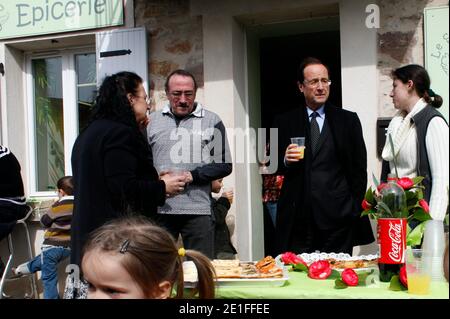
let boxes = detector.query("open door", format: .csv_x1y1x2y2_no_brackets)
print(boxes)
96,27,149,91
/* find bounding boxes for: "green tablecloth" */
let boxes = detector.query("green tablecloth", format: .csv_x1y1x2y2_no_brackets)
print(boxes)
215,271,449,299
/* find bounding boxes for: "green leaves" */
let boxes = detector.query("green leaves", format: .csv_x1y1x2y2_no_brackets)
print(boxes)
328,269,341,280
389,275,407,291
365,188,376,205
292,263,308,272
413,208,432,222
333,269,376,289
334,279,348,289
412,176,424,185
372,174,380,188
406,222,426,246
378,201,393,217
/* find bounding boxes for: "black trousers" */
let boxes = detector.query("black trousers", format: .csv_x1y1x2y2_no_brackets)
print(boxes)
288,207,354,255
156,214,215,259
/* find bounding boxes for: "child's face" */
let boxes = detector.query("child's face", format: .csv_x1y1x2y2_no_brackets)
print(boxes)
82,250,147,299
211,179,223,193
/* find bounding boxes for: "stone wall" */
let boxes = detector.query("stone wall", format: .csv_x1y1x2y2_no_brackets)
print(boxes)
134,0,204,111
377,0,448,116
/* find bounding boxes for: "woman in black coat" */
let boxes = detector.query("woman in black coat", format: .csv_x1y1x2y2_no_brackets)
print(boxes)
70,72,186,268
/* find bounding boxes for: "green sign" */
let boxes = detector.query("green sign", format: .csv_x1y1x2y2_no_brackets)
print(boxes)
424,6,449,122
0,0,123,40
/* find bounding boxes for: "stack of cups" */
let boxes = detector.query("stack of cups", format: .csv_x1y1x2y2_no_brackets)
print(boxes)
421,220,446,282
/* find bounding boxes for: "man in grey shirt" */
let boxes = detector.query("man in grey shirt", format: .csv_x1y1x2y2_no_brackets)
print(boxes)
147,69,232,258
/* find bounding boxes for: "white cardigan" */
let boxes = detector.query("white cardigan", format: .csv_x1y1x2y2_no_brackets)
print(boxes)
384,99,449,220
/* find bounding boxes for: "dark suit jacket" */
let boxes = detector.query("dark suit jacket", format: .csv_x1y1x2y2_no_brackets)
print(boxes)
70,119,166,266
272,103,374,253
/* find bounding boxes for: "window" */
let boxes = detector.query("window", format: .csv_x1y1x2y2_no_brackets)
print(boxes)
27,50,96,196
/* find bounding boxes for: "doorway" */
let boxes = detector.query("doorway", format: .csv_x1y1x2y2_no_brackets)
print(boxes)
260,30,342,129
246,16,341,256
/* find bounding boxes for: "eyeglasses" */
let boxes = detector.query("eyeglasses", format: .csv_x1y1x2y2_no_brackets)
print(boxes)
169,91,195,99
303,78,332,87
135,95,151,105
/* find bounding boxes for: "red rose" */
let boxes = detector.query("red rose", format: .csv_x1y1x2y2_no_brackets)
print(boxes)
399,265,408,287
308,260,332,279
419,199,430,213
397,177,414,190
361,199,372,210
281,252,307,266
377,183,388,193
341,268,359,286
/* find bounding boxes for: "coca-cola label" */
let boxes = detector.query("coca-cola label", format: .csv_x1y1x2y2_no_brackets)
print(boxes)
377,218,407,264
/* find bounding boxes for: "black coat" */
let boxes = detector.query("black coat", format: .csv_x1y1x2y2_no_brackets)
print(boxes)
0,147,27,241
70,119,165,266
272,103,374,254
212,197,237,257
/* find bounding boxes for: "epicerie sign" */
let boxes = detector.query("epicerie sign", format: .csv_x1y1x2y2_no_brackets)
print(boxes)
0,0,124,40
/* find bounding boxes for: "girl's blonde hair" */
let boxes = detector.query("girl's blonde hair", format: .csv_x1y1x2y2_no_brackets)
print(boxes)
82,215,216,298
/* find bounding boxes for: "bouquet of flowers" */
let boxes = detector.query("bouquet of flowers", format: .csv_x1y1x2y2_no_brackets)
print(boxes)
361,175,431,246
361,134,432,246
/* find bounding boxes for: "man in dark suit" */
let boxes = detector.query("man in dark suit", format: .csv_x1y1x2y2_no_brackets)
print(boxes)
272,57,374,255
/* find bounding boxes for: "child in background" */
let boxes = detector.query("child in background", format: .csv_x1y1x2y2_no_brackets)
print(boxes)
81,215,216,299
13,176,74,299
211,179,237,259
262,174,284,227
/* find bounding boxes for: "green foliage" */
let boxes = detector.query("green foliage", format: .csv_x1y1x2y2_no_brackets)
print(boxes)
334,279,348,289
407,222,426,246
389,275,407,291
292,263,308,272
362,175,432,245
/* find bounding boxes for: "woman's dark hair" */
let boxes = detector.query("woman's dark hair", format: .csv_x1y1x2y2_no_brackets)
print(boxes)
391,64,443,108
82,216,216,299
89,71,150,157
91,71,142,125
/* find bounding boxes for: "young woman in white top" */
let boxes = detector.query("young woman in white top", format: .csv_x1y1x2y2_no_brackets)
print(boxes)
381,64,449,222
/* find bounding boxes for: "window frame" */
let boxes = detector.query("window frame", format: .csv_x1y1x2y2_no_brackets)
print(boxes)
25,48,95,197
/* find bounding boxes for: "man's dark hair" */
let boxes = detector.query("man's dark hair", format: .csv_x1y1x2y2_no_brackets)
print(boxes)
297,57,330,83
57,176,74,196
165,69,198,92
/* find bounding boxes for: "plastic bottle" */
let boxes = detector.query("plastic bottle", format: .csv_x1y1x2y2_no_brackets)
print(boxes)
377,174,407,282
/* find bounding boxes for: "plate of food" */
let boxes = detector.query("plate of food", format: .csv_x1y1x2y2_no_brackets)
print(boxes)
184,256,289,288
276,252,378,272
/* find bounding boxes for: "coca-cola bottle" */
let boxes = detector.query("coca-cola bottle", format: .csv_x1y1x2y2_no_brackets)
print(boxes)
377,174,407,282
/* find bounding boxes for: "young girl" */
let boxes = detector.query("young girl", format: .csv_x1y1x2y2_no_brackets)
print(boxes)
81,216,216,299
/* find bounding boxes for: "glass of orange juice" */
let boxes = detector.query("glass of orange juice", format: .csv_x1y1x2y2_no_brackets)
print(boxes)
405,248,431,295
290,137,305,160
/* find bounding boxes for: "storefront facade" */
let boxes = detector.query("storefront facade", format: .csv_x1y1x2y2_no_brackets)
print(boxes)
0,1,448,295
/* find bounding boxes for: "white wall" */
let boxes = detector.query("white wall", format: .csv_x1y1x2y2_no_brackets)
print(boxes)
340,0,379,255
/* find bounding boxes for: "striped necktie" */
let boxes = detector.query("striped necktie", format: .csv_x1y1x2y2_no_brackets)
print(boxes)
310,112,320,155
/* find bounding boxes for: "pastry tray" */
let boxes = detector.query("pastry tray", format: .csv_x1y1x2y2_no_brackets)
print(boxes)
184,262,289,288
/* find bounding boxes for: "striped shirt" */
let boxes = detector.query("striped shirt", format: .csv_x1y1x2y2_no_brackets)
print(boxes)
41,196,73,247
